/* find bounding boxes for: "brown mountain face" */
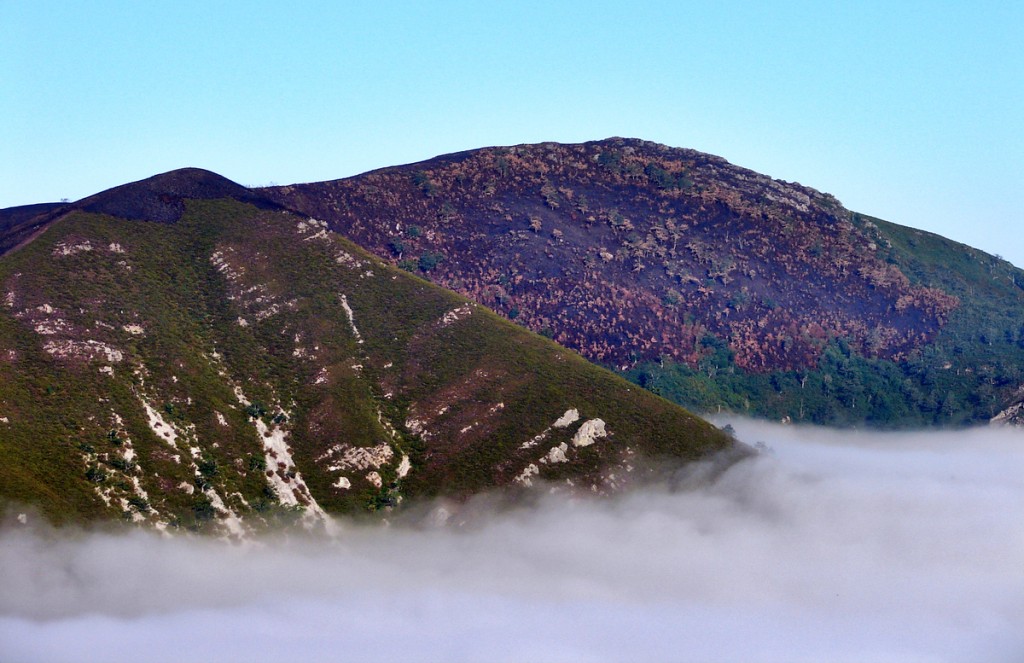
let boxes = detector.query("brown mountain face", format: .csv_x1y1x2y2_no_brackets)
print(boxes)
265,138,958,373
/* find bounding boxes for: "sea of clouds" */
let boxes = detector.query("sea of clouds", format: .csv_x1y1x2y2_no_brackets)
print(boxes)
1,418,1022,662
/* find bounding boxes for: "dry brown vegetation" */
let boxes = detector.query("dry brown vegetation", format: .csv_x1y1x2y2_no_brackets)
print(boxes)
267,138,959,373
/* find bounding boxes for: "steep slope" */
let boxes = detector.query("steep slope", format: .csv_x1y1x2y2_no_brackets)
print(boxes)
0,187,732,532
74,167,289,223
1,168,288,258
265,138,1024,427
0,202,66,256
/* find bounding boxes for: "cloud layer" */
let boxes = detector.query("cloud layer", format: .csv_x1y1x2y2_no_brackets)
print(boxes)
2,419,1022,662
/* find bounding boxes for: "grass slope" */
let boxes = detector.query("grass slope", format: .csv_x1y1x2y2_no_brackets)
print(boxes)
0,198,731,530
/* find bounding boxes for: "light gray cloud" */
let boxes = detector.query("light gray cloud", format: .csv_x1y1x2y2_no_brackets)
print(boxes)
2,420,1022,662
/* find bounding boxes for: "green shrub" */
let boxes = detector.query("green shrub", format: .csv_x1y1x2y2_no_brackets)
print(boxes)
85,465,107,483
127,496,150,513
198,457,218,478
192,497,215,522
418,252,443,272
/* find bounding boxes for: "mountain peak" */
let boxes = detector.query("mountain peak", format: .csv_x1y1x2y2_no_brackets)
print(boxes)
75,167,283,223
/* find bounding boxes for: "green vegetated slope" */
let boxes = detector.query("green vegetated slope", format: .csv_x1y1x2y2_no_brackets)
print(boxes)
0,196,731,531
626,214,1024,427
266,138,1024,427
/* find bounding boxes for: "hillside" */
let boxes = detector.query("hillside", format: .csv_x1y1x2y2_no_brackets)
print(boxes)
0,202,66,256
265,138,1024,427
0,174,733,533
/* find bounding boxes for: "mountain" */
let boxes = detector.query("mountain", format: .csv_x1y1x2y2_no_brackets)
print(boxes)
0,202,66,256
0,170,734,533
264,138,1024,427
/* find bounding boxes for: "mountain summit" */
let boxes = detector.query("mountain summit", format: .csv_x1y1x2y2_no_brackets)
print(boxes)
1,168,286,255
76,167,288,223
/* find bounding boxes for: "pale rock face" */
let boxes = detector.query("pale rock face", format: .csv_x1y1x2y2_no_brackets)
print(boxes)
141,399,179,446
519,408,582,451
52,240,94,257
552,409,580,428
339,294,363,344
233,384,334,532
296,218,331,246
298,221,330,242
406,417,426,436
33,318,73,335
519,429,549,450
318,443,394,473
541,443,569,464
334,249,367,270
514,463,540,486
396,454,411,479
991,389,1024,427
439,304,473,328
42,339,124,363
572,419,607,447
202,488,246,538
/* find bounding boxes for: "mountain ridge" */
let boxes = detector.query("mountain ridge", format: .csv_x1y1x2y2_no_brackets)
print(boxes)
4,138,1022,429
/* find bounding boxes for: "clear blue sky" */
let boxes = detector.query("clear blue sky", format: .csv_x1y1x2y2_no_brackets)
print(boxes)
3,1,1022,265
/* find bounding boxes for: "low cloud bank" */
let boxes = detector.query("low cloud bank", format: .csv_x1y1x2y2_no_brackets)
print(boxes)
2,420,1022,662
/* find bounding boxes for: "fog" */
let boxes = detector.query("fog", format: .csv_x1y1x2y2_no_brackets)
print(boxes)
2,419,1022,662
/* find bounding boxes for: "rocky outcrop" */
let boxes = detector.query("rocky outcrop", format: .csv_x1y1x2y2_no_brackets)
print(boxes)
992,387,1024,427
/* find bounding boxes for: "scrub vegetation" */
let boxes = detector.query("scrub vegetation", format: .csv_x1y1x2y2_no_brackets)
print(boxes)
266,138,1024,427
0,189,731,530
